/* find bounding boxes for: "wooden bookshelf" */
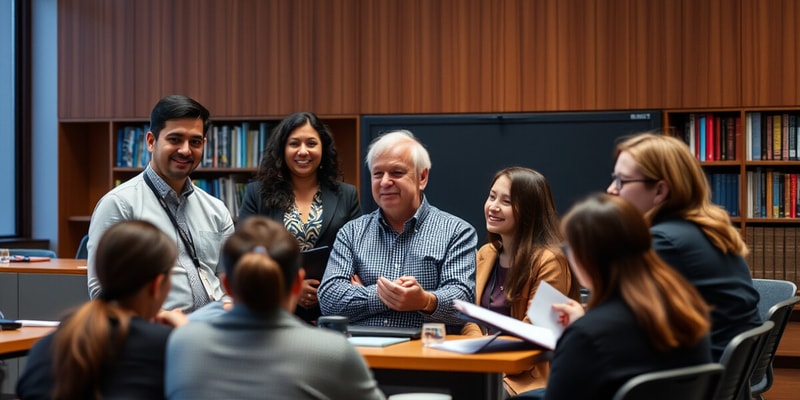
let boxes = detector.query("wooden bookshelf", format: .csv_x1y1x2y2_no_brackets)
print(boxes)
664,108,800,282
56,116,360,258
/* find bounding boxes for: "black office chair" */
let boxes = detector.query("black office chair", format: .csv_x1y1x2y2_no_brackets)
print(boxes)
749,293,800,400
716,320,774,400
9,248,57,258
75,234,89,259
611,363,725,400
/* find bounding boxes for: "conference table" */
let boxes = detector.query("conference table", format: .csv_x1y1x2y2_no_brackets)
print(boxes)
1,328,543,399
357,336,545,399
0,327,55,360
1,260,545,399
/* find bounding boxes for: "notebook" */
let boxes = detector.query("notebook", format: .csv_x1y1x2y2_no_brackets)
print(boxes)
0,319,22,330
347,325,422,339
300,246,331,281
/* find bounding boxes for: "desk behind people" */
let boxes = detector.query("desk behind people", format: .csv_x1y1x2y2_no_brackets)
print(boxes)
0,327,56,360
0,259,87,321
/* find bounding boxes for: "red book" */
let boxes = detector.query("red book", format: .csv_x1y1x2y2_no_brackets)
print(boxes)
714,116,725,161
707,113,715,161
791,173,797,218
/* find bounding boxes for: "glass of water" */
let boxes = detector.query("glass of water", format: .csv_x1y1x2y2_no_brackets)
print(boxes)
0,248,10,265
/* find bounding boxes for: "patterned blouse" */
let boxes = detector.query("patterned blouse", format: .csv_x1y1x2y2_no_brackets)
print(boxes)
283,190,323,250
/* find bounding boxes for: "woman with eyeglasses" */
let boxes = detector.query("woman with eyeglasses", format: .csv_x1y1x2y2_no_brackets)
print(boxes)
513,193,712,400
609,132,760,360
462,167,580,395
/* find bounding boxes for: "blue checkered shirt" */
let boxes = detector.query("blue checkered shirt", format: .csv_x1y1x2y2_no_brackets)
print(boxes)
319,197,477,332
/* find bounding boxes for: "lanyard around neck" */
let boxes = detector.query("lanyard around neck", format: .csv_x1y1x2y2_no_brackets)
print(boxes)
142,173,201,269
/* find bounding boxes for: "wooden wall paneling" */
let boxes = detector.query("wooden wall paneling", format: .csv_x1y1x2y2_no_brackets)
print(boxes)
131,0,235,116
57,122,111,257
661,1,685,108
358,0,505,114
742,0,800,107
594,0,632,110
305,0,361,115
626,0,675,110
58,0,136,118
132,0,172,116
437,0,482,113
554,0,598,110
677,0,741,108
516,0,559,112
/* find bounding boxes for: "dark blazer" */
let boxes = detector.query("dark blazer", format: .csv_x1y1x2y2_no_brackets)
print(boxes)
17,317,173,400
651,216,761,360
237,181,362,322
545,297,712,400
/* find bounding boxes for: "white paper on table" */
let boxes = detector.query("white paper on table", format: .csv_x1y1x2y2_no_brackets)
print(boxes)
347,336,409,347
17,320,61,327
526,280,571,339
453,300,557,350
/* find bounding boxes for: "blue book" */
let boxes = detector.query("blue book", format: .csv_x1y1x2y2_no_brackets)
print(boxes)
751,113,761,161
116,128,124,167
699,115,707,162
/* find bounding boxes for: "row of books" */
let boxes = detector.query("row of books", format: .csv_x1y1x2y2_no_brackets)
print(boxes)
746,112,800,161
745,169,800,219
744,226,799,284
114,175,250,217
200,122,272,169
115,125,151,168
708,173,740,217
678,113,741,162
192,176,249,217
115,122,274,169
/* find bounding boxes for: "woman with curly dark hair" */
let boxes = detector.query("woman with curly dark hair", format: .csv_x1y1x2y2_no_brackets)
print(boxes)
239,111,361,323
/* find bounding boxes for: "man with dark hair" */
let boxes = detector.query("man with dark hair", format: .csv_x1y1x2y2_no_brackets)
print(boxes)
87,95,234,312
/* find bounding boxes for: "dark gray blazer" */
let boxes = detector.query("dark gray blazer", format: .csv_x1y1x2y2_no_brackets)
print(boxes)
237,181,362,322
651,216,761,360
238,181,362,249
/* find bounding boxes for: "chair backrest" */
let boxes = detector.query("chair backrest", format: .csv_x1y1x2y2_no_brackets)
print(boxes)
611,363,725,400
749,295,800,394
76,234,89,259
8,248,58,258
716,320,774,400
752,279,797,320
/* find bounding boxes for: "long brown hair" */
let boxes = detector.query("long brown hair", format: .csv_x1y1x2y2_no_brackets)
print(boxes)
615,133,747,256
221,216,301,313
52,221,176,399
562,194,710,351
486,167,577,302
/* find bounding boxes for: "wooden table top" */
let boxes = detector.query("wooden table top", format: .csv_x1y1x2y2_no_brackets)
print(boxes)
0,326,55,356
0,258,87,275
355,335,543,374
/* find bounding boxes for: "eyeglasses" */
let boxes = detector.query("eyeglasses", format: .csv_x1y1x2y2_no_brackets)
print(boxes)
610,174,656,191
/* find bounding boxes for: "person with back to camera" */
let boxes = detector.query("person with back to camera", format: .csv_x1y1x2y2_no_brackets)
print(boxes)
165,216,385,400
317,130,477,332
87,94,234,313
512,193,712,400
17,220,188,400
461,167,581,395
609,132,760,360
238,111,361,324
